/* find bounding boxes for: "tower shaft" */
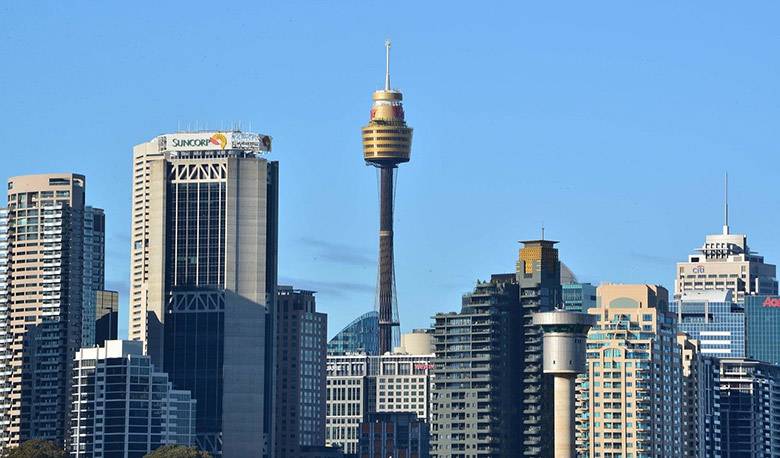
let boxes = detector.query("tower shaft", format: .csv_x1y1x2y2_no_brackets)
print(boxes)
378,166,397,354
362,41,412,356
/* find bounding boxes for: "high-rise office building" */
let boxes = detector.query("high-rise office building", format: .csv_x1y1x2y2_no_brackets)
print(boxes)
326,334,434,456
130,131,277,457
430,274,523,457
696,357,780,457
670,290,745,358
361,41,414,355
516,240,561,457
70,340,196,458
576,284,683,457
561,282,596,312
327,311,379,356
674,189,776,302
94,290,118,347
275,286,327,457
358,412,429,458
745,294,780,365
0,173,105,448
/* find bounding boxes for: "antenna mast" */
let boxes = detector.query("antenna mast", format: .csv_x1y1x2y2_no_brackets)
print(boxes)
723,172,730,235
384,40,391,91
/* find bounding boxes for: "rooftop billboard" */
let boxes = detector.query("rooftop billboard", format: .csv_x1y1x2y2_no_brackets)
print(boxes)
158,131,272,153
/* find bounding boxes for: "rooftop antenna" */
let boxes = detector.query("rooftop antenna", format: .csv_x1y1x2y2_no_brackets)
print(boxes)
541,222,545,240
384,39,391,91
723,172,730,235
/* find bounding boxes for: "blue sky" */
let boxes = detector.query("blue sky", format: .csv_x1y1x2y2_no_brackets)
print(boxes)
1,2,779,338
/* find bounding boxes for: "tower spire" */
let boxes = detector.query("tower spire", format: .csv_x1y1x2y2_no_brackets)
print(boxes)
723,172,730,235
384,39,391,91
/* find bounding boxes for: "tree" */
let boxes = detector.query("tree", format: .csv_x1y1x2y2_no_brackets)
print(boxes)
145,445,212,458
0,440,66,458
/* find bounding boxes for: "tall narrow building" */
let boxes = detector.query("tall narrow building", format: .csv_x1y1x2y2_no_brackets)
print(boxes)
275,286,327,457
517,239,561,457
361,41,413,355
129,131,277,457
0,174,104,448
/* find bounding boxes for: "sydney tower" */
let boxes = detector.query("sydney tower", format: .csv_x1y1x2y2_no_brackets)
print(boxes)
361,41,413,355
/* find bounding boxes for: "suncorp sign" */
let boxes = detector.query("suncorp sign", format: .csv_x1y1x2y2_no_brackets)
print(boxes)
159,131,271,153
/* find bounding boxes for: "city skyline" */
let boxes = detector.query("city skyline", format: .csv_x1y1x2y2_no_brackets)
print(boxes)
3,3,780,339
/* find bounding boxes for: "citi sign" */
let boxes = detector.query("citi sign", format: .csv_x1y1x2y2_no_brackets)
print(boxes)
692,265,705,274
762,297,780,308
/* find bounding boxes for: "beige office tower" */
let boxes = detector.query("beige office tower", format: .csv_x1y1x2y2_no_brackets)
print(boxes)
0,174,103,449
129,131,277,457
674,183,777,302
575,284,683,457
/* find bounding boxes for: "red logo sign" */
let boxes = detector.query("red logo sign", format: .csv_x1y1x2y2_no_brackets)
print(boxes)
763,297,780,307
414,363,434,370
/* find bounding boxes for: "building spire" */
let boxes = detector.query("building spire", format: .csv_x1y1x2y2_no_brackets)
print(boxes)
384,39,391,91
723,172,730,235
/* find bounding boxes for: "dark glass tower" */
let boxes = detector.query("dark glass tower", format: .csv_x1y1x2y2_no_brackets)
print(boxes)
132,131,277,457
362,41,413,354
274,286,327,457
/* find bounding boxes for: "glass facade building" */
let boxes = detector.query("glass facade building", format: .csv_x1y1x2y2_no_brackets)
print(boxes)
327,311,379,356
745,295,780,365
131,132,278,457
95,290,119,347
70,340,196,458
562,282,597,312
670,291,745,358
695,357,780,457
82,206,106,347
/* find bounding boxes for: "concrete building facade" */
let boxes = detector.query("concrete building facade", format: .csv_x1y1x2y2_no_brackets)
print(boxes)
70,340,196,458
129,131,277,457
430,274,523,457
533,311,596,458
326,337,434,456
516,240,561,457
358,412,429,458
275,286,327,457
576,284,683,457
0,173,105,448
675,222,776,303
